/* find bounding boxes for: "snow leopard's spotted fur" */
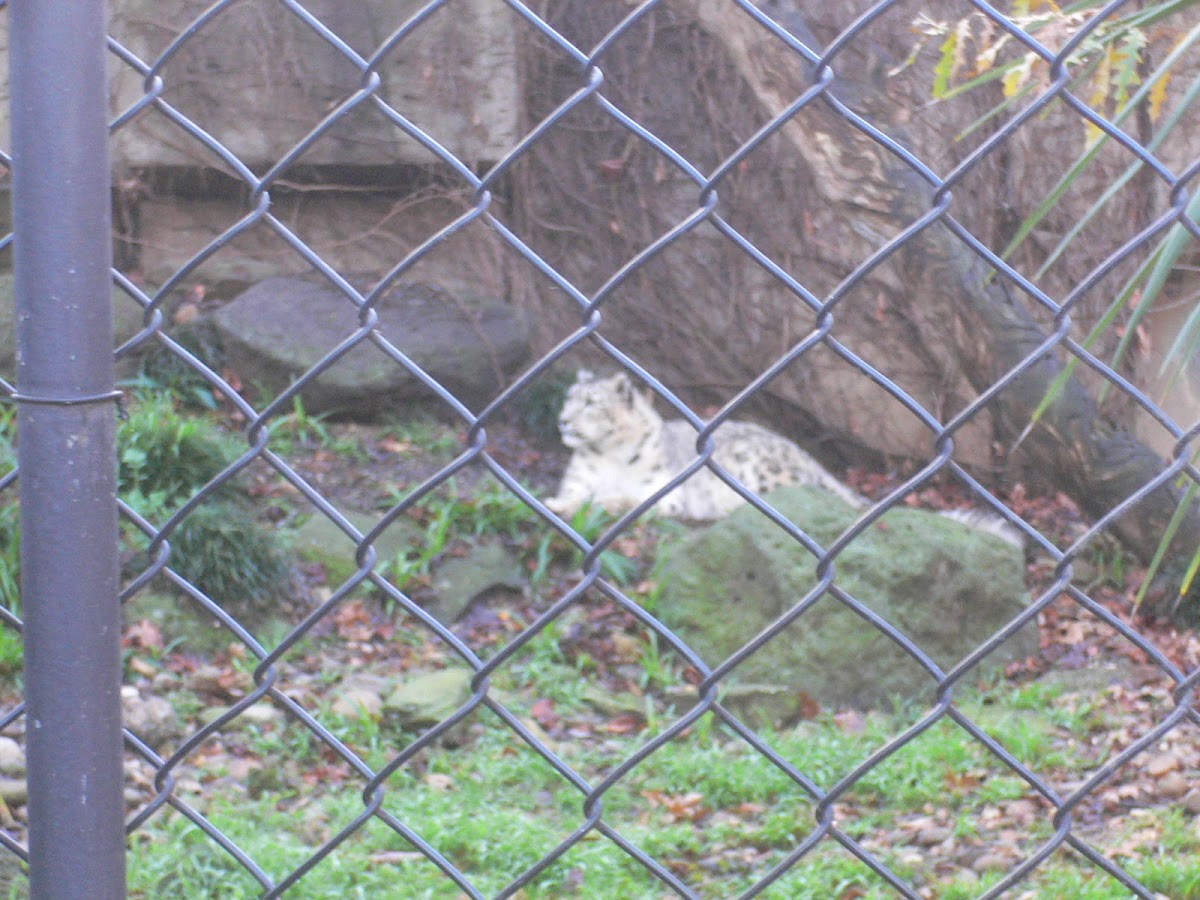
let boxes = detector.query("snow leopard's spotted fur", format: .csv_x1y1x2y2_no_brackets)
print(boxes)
547,370,1023,547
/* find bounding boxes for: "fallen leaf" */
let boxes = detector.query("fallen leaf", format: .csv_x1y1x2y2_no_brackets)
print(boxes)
797,691,821,720
603,712,645,735
834,710,866,734
642,790,709,823
379,437,412,454
124,618,164,651
531,698,559,730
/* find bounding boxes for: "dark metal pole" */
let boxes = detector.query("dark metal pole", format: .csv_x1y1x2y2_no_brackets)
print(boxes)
9,0,126,897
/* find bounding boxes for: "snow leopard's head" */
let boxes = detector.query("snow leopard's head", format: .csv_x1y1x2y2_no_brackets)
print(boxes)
558,370,660,455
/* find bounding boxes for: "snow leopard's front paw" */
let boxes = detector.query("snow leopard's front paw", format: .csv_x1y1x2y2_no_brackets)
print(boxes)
544,493,578,517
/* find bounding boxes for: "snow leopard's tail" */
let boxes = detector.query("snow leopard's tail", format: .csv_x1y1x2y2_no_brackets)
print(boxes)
937,508,1027,550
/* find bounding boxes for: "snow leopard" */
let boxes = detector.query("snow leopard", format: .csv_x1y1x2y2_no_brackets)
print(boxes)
546,370,1024,547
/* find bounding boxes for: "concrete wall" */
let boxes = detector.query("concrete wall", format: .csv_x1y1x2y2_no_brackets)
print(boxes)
0,1,521,171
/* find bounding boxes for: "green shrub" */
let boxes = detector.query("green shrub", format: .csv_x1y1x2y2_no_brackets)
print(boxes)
515,369,575,443
170,500,291,616
126,326,224,411
0,501,20,678
119,394,241,506
118,395,292,623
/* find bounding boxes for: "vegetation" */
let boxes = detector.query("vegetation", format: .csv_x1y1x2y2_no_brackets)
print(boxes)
0,354,1194,899
116,666,1200,899
917,0,1200,612
117,392,291,619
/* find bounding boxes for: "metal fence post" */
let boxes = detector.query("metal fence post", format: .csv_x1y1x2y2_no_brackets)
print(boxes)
9,0,126,896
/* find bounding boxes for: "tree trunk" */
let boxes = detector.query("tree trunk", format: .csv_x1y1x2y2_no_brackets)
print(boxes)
688,0,1200,603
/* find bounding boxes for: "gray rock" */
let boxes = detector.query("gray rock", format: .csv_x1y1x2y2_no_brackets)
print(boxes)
240,704,286,730
428,542,525,623
0,737,23,777
384,668,475,730
122,687,182,750
332,687,385,721
210,277,531,416
0,778,26,806
658,486,1036,719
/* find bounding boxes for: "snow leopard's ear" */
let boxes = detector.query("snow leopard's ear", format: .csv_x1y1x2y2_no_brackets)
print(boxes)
574,368,595,385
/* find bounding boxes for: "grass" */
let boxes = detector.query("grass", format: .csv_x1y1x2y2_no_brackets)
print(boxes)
113,664,1200,899
268,397,370,460
380,413,462,459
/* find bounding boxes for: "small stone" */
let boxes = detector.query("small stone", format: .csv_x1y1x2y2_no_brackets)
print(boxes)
122,691,182,750
173,302,201,326
341,674,392,695
1182,788,1200,815
198,702,284,731
239,704,285,730
1002,798,1039,824
916,825,953,846
0,778,26,806
1157,771,1190,800
385,668,474,730
189,665,228,695
332,688,384,720
973,853,1010,873
0,738,24,777
198,705,231,728
1147,752,1181,777
152,671,181,692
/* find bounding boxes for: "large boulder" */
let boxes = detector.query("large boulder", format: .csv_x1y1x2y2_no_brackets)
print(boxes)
658,486,1036,719
210,276,531,416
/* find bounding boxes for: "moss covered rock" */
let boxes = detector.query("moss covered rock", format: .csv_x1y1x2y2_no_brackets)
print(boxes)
659,486,1036,718
292,510,422,590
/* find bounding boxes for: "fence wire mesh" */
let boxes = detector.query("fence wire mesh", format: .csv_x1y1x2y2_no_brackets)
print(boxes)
1,0,1199,897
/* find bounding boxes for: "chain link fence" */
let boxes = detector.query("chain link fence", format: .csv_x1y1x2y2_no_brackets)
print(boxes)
1,0,1199,897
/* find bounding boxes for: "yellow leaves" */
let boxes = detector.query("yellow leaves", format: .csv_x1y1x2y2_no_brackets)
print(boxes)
922,1,1171,136
931,18,979,98
1084,32,1149,145
1003,55,1037,99
933,30,960,99
1147,71,1171,122
974,19,1004,75
925,14,1009,98
1013,0,1062,18
1089,44,1116,111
